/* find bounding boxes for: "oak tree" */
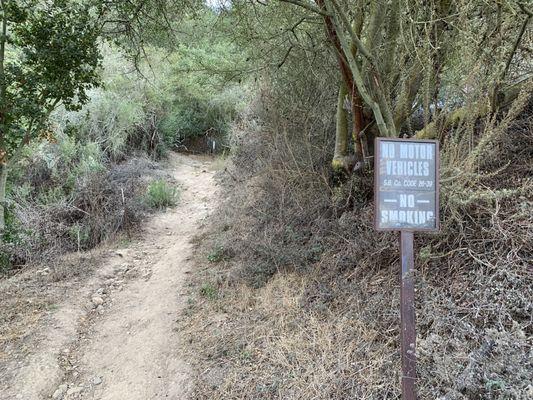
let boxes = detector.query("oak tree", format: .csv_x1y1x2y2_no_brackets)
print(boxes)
0,0,101,236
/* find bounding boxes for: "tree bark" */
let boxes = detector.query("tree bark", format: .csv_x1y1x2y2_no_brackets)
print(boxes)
0,1,7,238
315,0,354,90
349,16,365,163
351,88,364,156
324,0,394,138
0,0,7,149
415,84,524,139
332,81,350,172
0,162,7,237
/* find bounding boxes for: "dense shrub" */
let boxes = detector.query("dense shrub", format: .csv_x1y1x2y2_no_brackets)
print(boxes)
51,42,248,158
1,38,244,270
159,85,245,146
52,47,164,161
2,141,166,267
145,179,179,209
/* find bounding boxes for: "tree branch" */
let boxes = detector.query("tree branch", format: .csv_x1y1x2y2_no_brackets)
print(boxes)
277,0,332,17
501,12,531,83
323,0,392,137
329,0,373,65
0,0,7,155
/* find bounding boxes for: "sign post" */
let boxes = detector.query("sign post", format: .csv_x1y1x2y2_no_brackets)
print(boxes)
400,230,416,400
374,138,440,400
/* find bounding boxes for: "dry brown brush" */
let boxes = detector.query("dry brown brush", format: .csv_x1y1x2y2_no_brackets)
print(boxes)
1,156,171,269
179,82,532,399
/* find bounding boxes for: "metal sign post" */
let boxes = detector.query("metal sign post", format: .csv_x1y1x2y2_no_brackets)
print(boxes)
400,230,416,400
374,138,440,400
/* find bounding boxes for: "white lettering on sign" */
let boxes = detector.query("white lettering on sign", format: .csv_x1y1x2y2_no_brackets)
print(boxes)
385,160,430,177
375,138,439,231
399,143,434,160
399,194,415,208
382,142,395,158
380,210,435,225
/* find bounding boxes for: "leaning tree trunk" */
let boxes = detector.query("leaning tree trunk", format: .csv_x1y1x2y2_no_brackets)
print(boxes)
0,162,7,238
0,0,6,240
332,81,350,172
350,87,365,167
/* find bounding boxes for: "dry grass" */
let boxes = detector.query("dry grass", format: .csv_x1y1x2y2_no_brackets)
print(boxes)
0,250,102,368
2,157,172,268
179,87,532,399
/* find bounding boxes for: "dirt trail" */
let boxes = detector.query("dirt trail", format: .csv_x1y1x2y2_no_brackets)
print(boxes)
1,154,216,400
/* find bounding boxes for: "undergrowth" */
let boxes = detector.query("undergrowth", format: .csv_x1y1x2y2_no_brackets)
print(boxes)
0,40,239,271
179,84,532,399
146,179,179,209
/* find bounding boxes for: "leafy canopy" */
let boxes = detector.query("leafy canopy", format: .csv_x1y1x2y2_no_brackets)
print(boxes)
0,0,101,162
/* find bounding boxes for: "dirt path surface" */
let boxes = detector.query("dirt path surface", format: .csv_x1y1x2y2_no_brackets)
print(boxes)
1,154,216,400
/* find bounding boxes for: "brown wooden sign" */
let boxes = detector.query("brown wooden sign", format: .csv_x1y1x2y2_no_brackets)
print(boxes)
374,138,439,231
374,137,440,400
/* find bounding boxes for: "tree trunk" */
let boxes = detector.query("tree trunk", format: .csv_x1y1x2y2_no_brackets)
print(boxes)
323,0,394,138
349,37,365,164
0,0,7,235
332,81,350,172
351,88,364,158
0,162,7,238
0,0,7,148
315,0,354,91
415,83,523,139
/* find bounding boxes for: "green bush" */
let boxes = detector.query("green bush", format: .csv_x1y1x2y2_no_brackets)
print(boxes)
19,136,106,205
68,224,91,251
207,245,227,263
145,179,178,209
158,85,246,145
0,203,27,273
51,37,248,156
199,282,218,300
52,51,150,160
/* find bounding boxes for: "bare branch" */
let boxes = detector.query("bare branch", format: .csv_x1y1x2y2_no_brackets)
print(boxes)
322,0,392,137
277,0,332,17
328,0,373,64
